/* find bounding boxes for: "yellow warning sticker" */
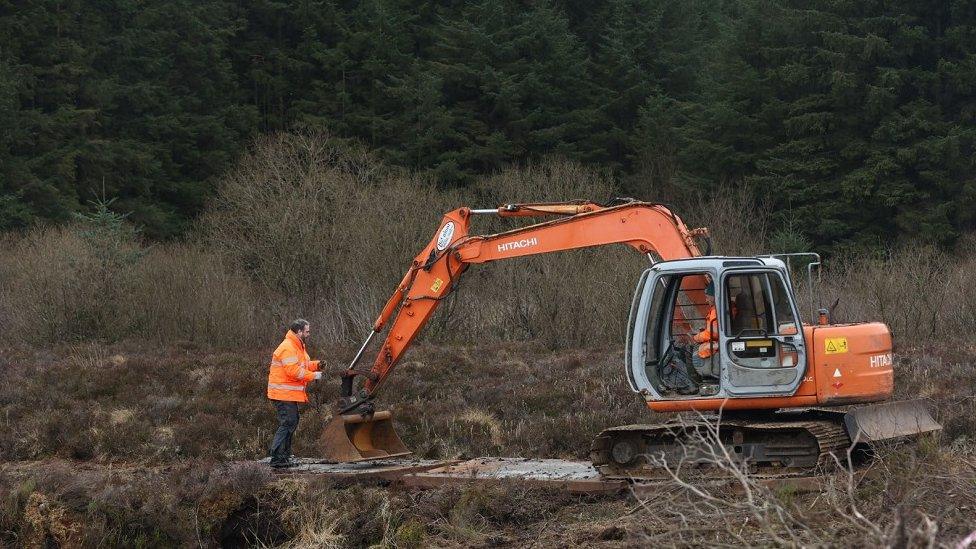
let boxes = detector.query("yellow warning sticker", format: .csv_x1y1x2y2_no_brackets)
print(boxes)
430,278,444,292
824,337,848,355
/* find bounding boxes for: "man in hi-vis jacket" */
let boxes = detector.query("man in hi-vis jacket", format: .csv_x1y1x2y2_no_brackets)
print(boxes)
267,319,322,468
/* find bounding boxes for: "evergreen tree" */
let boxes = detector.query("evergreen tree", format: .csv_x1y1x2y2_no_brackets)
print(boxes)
588,0,717,177
662,0,976,250
419,0,593,183
0,0,254,237
0,0,973,248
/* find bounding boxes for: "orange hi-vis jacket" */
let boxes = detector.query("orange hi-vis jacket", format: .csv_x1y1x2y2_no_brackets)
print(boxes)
693,307,719,359
267,330,320,402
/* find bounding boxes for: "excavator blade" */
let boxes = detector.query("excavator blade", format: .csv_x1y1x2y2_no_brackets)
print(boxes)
843,399,941,443
319,410,412,463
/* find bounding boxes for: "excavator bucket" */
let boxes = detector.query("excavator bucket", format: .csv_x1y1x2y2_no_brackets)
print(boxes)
318,410,411,463
844,399,942,443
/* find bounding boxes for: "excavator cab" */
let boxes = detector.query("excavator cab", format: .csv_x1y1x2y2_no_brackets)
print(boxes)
626,257,808,401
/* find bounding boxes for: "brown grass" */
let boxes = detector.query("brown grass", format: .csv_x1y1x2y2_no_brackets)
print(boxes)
0,342,974,546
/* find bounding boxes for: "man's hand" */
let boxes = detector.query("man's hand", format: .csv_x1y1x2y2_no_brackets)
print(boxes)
313,372,323,381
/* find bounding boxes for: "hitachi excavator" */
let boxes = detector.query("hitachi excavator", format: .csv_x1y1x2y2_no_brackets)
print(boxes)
320,199,940,478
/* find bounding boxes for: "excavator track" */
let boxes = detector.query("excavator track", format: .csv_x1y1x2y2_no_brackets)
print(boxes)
590,411,855,480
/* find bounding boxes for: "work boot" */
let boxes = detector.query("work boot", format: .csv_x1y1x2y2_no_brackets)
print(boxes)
269,456,295,469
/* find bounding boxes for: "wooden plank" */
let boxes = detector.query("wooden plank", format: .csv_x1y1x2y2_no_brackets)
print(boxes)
258,457,455,481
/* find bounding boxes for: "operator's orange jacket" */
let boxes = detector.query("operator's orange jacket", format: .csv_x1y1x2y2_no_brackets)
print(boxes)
267,330,320,402
693,307,719,359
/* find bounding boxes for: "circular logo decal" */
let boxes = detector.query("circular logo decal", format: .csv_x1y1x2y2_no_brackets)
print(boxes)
436,221,456,251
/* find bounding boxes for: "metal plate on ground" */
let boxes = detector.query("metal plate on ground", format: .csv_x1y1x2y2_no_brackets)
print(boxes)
402,457,626,494
257,457,452,480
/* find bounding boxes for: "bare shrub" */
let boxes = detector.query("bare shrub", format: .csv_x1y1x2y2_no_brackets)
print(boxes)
452,244,646,347
436,159,647,347
6,127,974,352
201,134,647,347
0,225,261,346
127,244,262,345
0,224,140,343
0,131,777,349
629,415,941,547
471,157,617,204
452,177,770,347
325,168,461,340
201,129,461,342
943,253,976,340
673,186,771,256
819,243,973,341
200,131,369,330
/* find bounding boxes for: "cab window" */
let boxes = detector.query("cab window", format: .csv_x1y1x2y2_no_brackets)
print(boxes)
641,272,716,394
643,274,712,359
724,272,798,336
642,274,671,365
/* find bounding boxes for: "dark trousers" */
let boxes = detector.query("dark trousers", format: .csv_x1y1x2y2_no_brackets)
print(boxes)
269,400,299,463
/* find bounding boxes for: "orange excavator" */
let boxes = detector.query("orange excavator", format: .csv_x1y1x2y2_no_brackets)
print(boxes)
320,199,940,478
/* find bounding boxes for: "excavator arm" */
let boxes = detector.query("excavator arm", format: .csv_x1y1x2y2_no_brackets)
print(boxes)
337,199,709,414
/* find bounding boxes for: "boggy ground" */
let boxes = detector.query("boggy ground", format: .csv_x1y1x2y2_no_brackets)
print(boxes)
0,342,974,547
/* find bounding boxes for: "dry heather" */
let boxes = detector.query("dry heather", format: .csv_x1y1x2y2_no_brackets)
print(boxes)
0,342,644,463
0,342,974,547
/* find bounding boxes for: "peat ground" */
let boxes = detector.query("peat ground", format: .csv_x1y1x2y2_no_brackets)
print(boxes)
0,342,974,547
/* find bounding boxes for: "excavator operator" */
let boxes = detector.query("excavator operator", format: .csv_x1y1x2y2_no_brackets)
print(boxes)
692,280,720,380
668,278,723,396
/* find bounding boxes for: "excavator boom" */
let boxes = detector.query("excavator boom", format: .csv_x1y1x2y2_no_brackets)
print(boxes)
320,199,710,461
345,199,706,405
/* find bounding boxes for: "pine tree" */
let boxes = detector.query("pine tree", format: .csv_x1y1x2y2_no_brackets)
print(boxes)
420,0,593,183
0,0,972,246
659,0,976,250
590,0,717,176
0,0,254,237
